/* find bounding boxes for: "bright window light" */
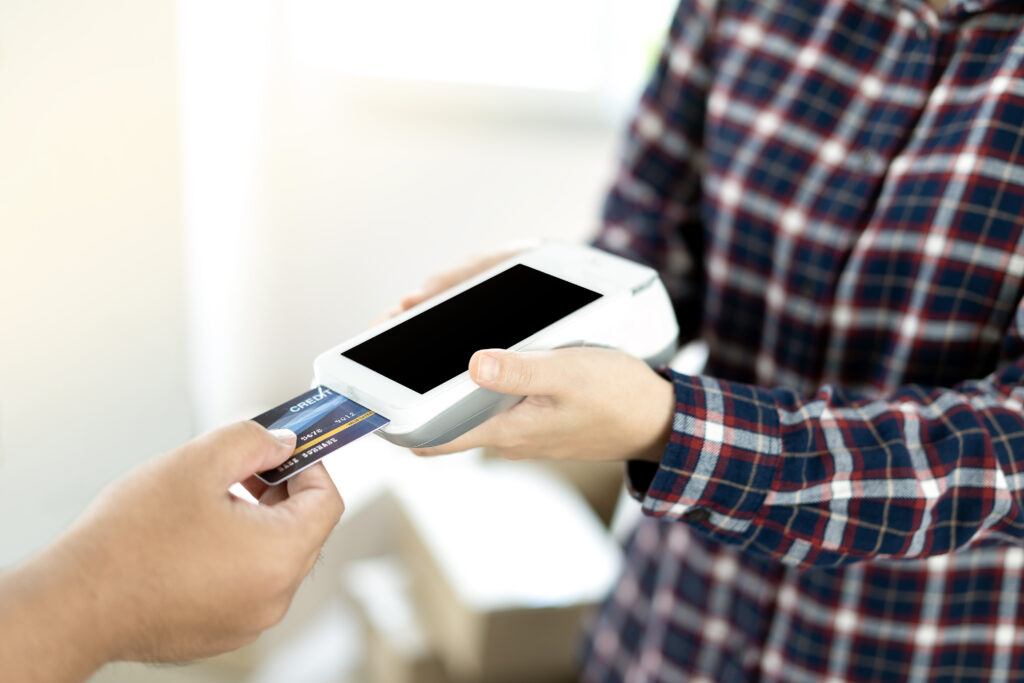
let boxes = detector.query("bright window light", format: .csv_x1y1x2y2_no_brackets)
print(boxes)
285,0,677,101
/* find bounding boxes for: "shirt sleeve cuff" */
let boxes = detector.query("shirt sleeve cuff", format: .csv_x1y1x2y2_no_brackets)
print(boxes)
627,371,783,540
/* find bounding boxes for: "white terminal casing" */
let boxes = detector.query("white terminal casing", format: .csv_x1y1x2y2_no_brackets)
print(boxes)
313,243,680,448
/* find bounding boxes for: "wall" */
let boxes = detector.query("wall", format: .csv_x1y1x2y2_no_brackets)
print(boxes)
0,0,627,566
0,3,639,679
180,2,624,428
0,0,190,564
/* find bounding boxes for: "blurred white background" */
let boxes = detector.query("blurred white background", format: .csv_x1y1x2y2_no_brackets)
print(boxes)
0,0,675,680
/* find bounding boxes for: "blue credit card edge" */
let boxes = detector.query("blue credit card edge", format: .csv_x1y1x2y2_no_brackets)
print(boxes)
251,386,389,485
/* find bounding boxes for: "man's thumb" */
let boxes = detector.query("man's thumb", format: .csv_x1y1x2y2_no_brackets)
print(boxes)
468,349,563,396
190,422,297,488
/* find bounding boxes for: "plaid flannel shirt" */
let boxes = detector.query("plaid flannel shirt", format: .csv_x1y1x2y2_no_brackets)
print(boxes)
582,0,1024,681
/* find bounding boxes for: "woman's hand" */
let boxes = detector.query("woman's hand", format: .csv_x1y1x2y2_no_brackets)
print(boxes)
412,347,675,463
376,244,535,323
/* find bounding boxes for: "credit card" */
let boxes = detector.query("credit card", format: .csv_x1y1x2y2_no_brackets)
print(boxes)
252,386,389,485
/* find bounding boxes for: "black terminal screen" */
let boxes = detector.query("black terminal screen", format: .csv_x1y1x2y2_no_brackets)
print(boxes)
342,264,601,394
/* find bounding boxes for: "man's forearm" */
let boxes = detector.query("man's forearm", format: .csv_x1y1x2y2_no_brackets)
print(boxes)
0,541,114,683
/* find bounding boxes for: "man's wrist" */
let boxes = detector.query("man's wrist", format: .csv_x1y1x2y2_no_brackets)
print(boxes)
0,535,122,681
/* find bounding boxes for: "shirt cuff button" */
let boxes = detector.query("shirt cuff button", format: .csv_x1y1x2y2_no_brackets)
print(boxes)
684,507,710,522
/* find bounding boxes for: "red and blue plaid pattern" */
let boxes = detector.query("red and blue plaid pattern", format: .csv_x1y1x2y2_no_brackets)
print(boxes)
584,0,1024,680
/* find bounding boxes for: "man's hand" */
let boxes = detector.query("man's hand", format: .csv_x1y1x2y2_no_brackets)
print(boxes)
412,347,675,463
0,421,344,682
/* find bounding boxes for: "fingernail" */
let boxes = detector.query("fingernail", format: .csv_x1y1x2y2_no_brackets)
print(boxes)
477,352,500,382
269,428,296,447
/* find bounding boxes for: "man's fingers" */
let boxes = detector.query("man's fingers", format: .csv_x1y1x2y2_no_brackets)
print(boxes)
240,475,269,501
469,349,575,397
299,546,323,579
186,422,298,490
258,482,289,506
277,463,344,542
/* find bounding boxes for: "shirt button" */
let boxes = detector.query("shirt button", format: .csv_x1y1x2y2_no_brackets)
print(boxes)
915,24,929,40
856,149,883,172
684,507,710,523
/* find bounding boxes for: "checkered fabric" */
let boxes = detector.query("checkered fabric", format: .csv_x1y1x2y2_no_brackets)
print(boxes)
582,0,1024,681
